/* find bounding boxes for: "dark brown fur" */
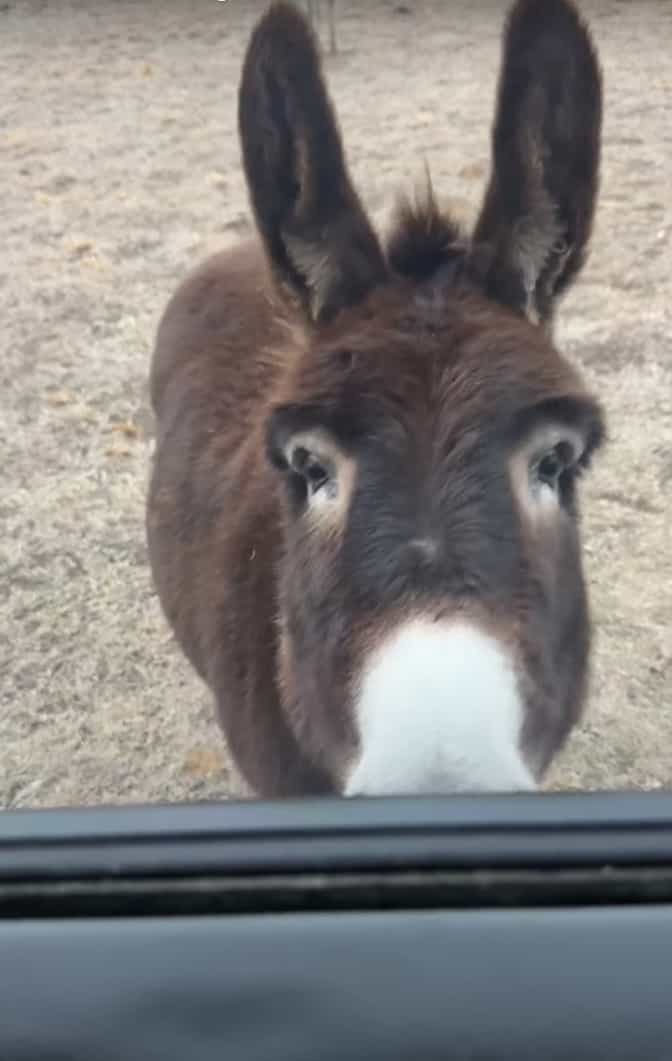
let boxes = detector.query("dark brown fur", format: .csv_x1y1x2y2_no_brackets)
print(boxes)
147,0,605,797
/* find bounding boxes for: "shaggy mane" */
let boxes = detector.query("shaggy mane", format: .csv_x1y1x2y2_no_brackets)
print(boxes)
384,183,467,283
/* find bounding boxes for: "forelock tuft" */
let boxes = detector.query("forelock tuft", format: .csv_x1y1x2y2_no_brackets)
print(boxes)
385,184,466,283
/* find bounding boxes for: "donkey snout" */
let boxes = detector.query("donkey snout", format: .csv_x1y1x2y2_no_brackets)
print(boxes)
345,617,536,797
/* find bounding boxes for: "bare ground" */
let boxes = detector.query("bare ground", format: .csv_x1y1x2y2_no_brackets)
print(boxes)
1,0,670,809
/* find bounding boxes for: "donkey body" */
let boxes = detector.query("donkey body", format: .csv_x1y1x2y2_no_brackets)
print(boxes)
147,0,605,798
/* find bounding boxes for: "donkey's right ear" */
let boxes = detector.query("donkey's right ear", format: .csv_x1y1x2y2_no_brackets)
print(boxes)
238,2,387,324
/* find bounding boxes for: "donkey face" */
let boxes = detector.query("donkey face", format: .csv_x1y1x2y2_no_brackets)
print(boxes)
240,0,604,795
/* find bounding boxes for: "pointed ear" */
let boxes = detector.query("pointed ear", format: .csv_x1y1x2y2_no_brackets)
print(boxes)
238,2,387,324
472,0,602,326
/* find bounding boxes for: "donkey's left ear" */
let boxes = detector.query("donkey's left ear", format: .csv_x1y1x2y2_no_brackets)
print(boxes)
472,0,602,327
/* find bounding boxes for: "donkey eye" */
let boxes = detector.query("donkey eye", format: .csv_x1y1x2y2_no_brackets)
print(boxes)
304,456,329,494
291,446,330,495
537,450,562,487
534,440,576,492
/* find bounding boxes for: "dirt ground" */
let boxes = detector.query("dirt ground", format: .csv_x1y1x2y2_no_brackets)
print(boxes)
1,0,670,810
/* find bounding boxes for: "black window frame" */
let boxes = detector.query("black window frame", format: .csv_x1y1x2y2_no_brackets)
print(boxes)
3,791,672,1059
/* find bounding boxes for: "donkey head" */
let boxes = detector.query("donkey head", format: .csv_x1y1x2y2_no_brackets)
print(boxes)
239,0,605,795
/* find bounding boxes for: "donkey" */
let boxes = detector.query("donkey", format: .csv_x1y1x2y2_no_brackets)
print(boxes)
147,0,604,799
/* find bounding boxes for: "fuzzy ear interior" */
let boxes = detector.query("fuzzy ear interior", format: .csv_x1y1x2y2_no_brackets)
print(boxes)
473,0,602,326
238,2,387,324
